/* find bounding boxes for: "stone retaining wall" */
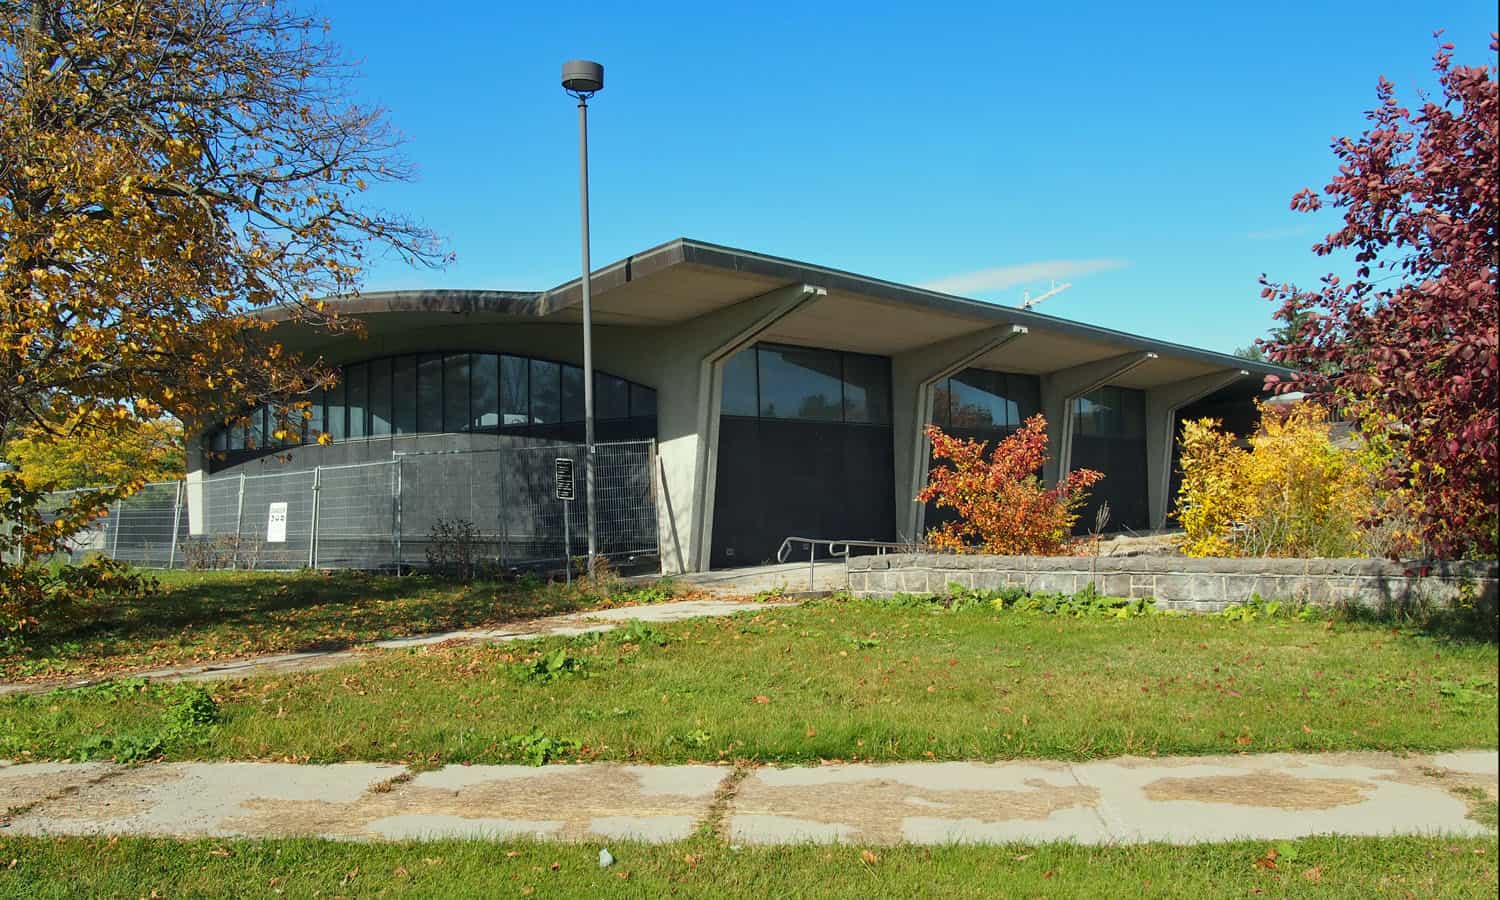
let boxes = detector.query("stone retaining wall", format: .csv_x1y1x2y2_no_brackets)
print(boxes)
847,553,1498,614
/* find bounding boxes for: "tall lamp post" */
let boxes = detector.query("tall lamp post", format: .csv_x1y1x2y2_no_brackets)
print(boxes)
561,59,603,574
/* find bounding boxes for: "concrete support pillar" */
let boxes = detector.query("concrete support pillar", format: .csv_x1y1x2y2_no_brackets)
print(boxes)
1144,368,1249,529
1039,352,1157,486
183,432,207,536
890,325,1028,542
648,283,826,574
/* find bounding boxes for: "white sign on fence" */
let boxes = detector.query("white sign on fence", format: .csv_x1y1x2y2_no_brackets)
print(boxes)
266,502,288,543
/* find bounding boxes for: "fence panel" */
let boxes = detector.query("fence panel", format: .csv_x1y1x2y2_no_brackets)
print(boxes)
313,461,398,570
33,439,657,572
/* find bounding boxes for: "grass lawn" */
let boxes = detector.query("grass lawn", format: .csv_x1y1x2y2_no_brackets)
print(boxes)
3,598,1494,764
0,570,672,682
0,834,1494,898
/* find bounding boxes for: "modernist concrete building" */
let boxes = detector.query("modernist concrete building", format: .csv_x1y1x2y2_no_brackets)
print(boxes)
190,239,1286,574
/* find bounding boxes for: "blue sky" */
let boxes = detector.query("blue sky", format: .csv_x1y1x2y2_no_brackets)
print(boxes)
316,1,1497,353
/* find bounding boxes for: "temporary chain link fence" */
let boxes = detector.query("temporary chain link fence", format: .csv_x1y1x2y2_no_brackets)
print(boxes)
36,440,659,572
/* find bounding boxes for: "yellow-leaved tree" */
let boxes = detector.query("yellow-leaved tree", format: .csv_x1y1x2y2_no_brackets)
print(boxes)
0,1,446,563
3,414,183,490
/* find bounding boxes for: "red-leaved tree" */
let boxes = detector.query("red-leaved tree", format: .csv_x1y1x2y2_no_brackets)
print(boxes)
1261,33,1498,558
919,415,1103,555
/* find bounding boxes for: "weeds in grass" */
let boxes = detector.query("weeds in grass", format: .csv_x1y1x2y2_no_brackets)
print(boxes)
44,681,221,763
610,579,678,606
666,729,712,751
511,647,587,684
614,620,668,647
504,728,581,766
891,582,1165,619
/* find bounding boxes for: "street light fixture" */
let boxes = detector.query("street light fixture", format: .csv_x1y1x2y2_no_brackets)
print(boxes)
562,59,603,576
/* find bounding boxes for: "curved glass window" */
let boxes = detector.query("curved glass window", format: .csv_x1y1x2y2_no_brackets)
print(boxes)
209,352,657,453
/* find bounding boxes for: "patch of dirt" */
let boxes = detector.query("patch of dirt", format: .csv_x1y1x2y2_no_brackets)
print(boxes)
732,775,1099,845
1142,772,1369,810
225,764,723,841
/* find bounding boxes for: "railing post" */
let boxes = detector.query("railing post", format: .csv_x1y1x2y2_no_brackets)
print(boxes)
809,542,815,592
393,457,402,575
231,473,246,569
308,466,321,569
109,498,123,560
167,480,183,569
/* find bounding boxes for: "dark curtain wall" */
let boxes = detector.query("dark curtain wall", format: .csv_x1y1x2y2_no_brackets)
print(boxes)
209,352,657,472
1070,386,1148,533
710,344,895,569
1164,381,1268,525
923,369,1043,534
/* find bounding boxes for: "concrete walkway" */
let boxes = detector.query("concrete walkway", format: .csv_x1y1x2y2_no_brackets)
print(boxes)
0,599,786,698
675,560,848,597
2,751,1494,845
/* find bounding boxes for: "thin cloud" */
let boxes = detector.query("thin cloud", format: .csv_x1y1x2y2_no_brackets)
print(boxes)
920,258,1129,296
1246,224,1318,241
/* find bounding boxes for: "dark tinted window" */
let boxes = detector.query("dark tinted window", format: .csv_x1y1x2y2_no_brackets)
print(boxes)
561,364,585,423
369,358,392,436
345,362,369,439
327,379,347,441
758,344,843,421
842,353,891,424
443,354,470,432
1074,386,1145,438
417,354,443,433
392,357,417,434
501,355,528,425
631,384,657,419
597,374,629,420
721,347,758,416
530,359,559,425
471,353,499,429
308,388,325,440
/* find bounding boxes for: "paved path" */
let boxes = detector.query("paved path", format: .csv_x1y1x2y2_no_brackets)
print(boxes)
2,751,1493,845
675,560,848,597
0,599,785,698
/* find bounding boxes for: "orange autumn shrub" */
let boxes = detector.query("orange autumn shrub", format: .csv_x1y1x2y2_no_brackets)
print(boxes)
919,415,1103,555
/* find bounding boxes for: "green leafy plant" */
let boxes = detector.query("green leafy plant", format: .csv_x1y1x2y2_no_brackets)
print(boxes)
614,620,669,648
511,647,586,684
610,579,678,605
505,728,581,766
667,729,712,751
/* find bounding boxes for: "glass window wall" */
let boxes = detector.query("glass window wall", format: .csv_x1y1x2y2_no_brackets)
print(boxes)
210,351,658,451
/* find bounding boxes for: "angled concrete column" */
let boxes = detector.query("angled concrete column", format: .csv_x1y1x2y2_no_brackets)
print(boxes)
1039,352,1157,485
648,283,826,574
184,435,207,536
1144,368,1249,529
890,325,1028,542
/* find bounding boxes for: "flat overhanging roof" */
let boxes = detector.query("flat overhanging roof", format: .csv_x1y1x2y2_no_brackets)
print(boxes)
265,237,1292,388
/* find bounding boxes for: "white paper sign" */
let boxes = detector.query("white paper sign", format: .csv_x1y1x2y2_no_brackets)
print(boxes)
266,502,288,544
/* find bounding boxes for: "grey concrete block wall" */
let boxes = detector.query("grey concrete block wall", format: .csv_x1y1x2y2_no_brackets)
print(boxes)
847,553,1498,614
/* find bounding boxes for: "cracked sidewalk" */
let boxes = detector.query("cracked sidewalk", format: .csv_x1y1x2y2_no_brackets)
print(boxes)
2,750,1494,846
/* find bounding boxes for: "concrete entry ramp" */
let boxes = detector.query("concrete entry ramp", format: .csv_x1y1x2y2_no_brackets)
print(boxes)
674,561,848,597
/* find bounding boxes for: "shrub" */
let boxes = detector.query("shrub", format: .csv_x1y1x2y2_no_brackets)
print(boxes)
1175,402,1395,558
1,556,158,636
919,415,1103,555
425,518,480,579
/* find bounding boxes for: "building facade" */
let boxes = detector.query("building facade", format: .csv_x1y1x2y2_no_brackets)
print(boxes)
188,239,1283,573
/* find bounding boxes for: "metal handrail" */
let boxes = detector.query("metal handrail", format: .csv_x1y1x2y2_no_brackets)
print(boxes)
775,535,916,591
